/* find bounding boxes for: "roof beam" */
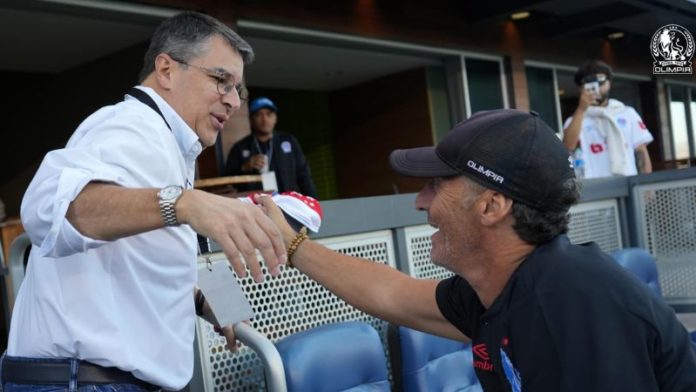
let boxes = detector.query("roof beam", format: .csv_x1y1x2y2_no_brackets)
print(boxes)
542,1,646,37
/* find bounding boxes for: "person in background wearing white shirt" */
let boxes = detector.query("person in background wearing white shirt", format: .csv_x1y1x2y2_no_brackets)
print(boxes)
563,60,653,179
1,11,285,391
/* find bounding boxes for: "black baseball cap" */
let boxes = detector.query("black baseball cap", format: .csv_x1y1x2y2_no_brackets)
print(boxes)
389,109,575,211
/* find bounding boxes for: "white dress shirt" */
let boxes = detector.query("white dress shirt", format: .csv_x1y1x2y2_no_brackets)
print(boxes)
8,87,203,389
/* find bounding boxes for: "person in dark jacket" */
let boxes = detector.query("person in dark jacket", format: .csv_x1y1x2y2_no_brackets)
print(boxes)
225,97,317,198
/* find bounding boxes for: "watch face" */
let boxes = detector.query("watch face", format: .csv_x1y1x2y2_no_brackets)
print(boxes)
160,185,183,200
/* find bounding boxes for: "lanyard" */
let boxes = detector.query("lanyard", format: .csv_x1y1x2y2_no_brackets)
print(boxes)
127,87,172,131
253,136,273,166
128,88,208,250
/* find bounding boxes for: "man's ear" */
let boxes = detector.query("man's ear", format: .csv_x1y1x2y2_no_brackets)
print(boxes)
480,190,513,226
153,53,176,90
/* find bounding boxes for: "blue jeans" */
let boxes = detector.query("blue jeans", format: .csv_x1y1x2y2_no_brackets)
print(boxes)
0,354,155,392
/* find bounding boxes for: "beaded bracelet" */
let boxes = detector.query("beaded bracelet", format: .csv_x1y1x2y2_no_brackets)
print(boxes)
286,226,309,268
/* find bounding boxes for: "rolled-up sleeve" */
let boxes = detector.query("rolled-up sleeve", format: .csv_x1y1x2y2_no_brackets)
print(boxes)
21,148,126,258
21,98,184,259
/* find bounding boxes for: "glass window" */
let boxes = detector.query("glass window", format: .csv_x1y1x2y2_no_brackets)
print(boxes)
427,66,453,143
466,58,504,114
669,86,690,160
557,70,577,127
609,79,641,113
526,66,560,132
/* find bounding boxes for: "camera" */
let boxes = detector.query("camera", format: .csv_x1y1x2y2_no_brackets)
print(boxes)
581,74,604,98
584,81,600,96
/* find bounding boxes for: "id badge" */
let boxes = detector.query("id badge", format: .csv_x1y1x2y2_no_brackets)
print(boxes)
198,259,255,327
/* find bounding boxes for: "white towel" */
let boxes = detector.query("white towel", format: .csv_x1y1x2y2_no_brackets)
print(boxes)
240,191,323,233
584,99,631,176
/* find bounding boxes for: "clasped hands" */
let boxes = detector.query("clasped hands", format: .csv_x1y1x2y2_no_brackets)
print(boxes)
194,193,298,351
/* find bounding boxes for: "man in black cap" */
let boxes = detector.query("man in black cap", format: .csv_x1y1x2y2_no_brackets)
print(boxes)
225,96,317,198
259,109,696,391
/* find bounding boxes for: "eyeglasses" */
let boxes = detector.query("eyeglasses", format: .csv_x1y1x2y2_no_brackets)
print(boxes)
581,74,609,85
171,57,249,101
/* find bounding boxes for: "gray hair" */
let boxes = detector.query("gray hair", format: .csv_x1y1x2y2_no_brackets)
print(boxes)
460,176,581,245
511,178,581,245
138,11,254,83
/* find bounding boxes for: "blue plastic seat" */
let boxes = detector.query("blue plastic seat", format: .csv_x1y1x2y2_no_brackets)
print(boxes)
611,248,696,350
611,247,662,298
275,321,390,392
388,325,482,392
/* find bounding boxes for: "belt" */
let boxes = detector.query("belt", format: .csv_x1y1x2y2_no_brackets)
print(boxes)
2,357,160,391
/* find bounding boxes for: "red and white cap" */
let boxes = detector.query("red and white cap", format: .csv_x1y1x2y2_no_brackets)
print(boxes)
241,191,323,232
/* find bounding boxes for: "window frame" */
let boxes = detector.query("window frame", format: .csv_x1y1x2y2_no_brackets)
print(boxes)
664,80,696,162
461,54,510,118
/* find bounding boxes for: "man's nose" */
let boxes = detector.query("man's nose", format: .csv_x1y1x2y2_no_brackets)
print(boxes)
415,183,432,211
221,90,240,112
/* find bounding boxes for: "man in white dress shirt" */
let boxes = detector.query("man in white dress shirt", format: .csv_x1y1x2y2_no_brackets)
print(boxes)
1,11,285,391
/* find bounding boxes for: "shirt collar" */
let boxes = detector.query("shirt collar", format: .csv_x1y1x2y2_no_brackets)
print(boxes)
129,86,203,161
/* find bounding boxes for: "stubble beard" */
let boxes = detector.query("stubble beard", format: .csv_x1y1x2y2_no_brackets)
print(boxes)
431,228,483,274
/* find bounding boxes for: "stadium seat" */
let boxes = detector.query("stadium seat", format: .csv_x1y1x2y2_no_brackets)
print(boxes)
275,321,390,392
388,324,482,392
611,247,696,349
611,247,662,298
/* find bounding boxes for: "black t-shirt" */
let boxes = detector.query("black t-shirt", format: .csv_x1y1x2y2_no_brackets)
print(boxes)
436,235,696,392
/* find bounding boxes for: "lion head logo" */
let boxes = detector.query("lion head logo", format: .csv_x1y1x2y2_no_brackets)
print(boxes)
652,24,694,74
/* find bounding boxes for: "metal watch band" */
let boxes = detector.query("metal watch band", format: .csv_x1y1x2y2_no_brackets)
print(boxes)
158,185,183,226
160,199,179,226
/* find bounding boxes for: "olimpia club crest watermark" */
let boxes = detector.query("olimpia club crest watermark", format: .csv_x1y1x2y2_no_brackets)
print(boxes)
651,24,694,74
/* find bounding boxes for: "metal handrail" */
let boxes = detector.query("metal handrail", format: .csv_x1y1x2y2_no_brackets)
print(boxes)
234,322,288,392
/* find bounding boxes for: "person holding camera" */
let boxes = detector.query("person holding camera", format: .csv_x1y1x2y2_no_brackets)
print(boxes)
562,60,653,179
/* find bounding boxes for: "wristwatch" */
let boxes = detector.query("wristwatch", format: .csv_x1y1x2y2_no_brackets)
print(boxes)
157,185,184,226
